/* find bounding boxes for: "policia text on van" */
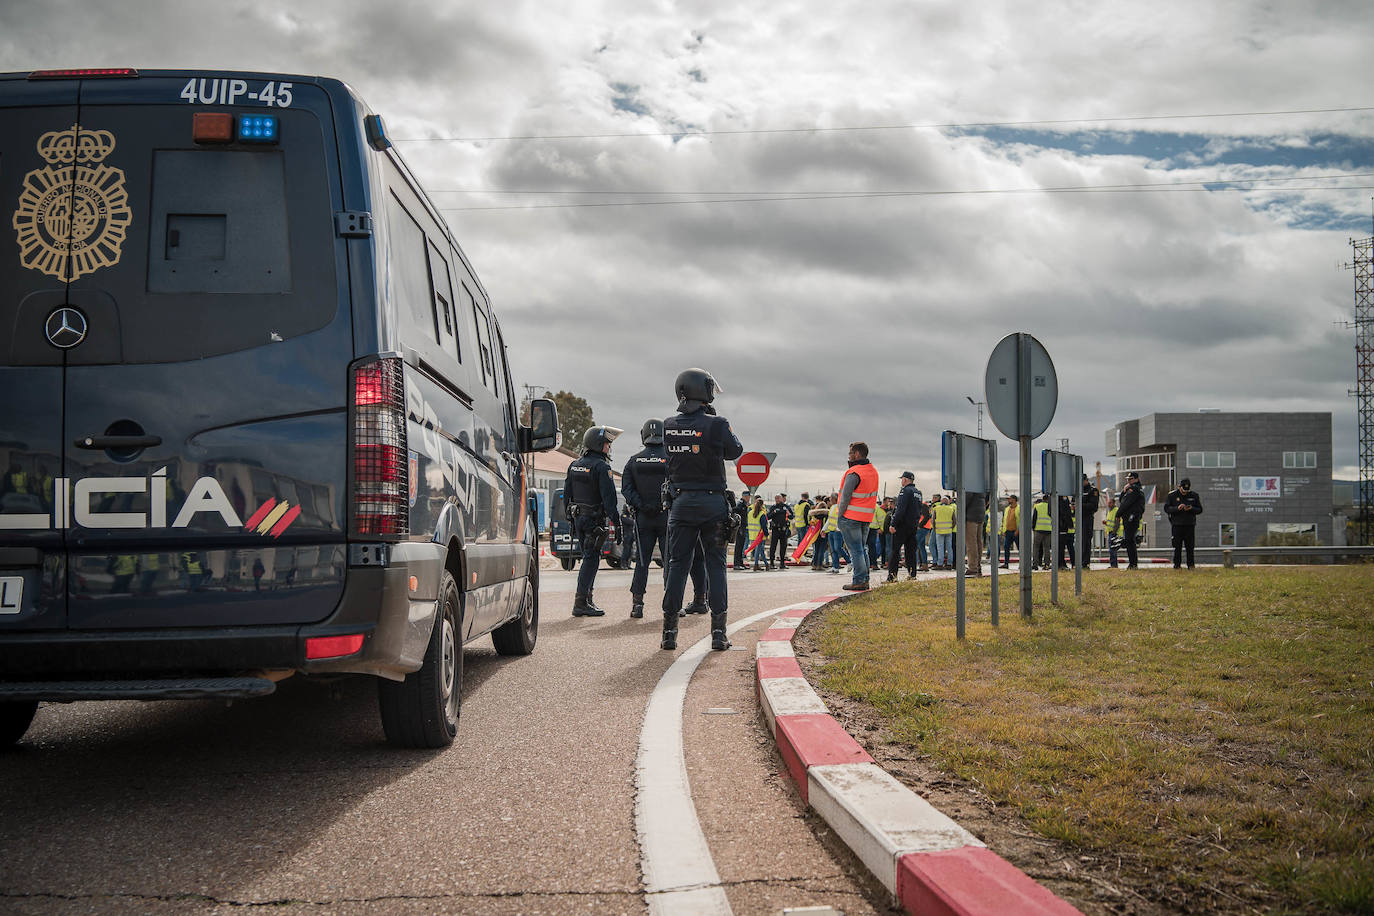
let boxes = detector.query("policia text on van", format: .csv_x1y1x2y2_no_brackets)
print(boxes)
0,69,558,749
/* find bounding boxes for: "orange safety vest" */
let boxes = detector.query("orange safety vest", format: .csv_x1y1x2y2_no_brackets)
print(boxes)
837,463,880,523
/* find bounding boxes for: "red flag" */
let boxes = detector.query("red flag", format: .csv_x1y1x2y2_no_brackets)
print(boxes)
745,531,766,555
791,523,823,561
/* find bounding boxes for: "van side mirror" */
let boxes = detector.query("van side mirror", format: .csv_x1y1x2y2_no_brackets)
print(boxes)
519,398,559,453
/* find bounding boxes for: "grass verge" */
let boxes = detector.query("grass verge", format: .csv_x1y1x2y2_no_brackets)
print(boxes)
813,567,1374,914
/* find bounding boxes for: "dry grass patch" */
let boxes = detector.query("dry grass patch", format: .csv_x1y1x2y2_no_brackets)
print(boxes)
814,567,1374,914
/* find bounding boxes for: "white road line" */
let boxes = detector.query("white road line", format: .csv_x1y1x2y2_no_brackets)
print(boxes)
634,602,807,916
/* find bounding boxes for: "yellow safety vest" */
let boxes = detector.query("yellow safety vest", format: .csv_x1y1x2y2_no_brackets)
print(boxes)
1002,505,1018,533
870,505,886,531
747,507,765,538
793,501,811,530
1105,507,1120,535
113,555,137,576
822,507,839,533
932,502,957,534
1033,502,1052,532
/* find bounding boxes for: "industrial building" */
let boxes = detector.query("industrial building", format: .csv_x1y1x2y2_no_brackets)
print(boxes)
1105,412,1334,549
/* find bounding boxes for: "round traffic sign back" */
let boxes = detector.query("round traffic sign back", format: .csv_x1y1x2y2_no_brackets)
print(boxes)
735,452,771,488
984,333,1058,440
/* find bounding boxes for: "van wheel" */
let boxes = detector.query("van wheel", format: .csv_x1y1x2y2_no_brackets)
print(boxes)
492,558,538,656
560,557,576,571
378,572,461,748
0,701,38,747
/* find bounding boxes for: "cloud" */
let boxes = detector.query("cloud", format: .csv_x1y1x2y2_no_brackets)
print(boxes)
2,0,1370,488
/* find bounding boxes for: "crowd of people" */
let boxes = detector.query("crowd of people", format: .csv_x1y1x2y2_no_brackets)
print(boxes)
712,460,1201,584
564,372,1204,654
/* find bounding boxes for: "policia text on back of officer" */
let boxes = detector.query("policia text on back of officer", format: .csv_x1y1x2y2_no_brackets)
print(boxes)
659,368,743,652
563,426,624,617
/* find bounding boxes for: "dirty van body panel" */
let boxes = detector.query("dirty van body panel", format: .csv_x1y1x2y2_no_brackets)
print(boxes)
0,80,83,628
44,77,353,630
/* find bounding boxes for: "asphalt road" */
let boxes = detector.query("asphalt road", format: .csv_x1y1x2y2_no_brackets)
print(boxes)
0,564,893,915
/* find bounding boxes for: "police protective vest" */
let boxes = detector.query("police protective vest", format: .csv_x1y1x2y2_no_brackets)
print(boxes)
932,502,957,534
1033,501,1053,532
664,410,730,490
622,446,669,515
837,463,879,522
566,452,614,514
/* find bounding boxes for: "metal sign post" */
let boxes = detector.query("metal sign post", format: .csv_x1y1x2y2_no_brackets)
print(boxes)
943,430,996,640
1042,448,1085,603
985,333,1058,620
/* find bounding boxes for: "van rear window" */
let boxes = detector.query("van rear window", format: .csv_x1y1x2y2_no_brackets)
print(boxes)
149,150,290,295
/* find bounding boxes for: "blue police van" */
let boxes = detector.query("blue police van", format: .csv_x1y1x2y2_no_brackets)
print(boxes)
0,69,559,748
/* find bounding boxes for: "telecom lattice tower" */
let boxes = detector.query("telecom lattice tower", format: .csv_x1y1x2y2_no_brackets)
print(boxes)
1353,235,1374,545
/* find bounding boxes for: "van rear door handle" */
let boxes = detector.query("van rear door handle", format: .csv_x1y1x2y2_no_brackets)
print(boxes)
75,435,162,450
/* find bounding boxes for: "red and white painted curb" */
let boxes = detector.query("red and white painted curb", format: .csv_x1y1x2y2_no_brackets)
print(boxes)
756,595,1083,916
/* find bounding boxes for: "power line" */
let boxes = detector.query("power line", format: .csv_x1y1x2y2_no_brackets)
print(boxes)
436,174,1374,213
394,106,1374,144
425,170,1374,197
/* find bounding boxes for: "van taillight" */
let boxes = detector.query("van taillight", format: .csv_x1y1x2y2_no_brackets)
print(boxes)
352,359,408,538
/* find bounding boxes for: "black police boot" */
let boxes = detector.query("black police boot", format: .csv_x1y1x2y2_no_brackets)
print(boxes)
583,589,606,616
630,594,644,619
572,594,590,616
710,612,730,651
684,595,709,615
661,611,678,650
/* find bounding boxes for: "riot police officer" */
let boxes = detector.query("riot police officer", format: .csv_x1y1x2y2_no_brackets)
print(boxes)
622,419,670,619
564,425,623,617
661,368,744,651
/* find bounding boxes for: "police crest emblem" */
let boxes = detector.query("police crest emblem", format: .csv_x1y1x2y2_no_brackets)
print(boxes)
13,124,132,282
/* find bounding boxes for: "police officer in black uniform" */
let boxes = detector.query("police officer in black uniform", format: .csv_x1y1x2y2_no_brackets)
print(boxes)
564,426,622,617
622,419,670,619
661,368,743,651
621,418,713,619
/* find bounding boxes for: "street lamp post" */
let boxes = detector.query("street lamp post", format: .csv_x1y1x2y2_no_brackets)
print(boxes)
966,396,984,438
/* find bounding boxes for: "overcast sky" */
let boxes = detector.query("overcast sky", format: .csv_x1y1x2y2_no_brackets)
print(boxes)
6,0,1372,498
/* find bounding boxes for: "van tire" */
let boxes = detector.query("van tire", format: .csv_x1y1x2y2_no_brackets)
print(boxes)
377,573,461,748
492,558,538,656
0,701,38,747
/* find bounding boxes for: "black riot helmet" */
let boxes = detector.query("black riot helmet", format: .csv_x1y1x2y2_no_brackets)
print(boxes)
581,425,623,454
640,418,664,446
674,368,721,409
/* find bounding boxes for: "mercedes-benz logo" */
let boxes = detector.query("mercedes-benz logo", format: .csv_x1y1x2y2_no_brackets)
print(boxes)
44,307,87,349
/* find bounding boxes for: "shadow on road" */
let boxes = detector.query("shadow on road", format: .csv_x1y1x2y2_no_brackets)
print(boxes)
0,647,510,903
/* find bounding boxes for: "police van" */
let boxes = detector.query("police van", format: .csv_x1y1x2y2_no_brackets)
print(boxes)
0,69,559,748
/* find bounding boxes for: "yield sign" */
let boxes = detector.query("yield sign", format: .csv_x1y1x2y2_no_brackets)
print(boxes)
736,452,771,488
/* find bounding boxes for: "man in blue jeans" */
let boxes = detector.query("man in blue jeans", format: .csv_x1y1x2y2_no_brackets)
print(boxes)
835,441,879,591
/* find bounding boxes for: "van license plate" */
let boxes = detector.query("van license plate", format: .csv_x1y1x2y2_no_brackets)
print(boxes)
0,576,22,614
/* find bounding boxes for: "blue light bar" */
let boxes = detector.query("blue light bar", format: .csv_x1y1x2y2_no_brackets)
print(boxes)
237,115,279,143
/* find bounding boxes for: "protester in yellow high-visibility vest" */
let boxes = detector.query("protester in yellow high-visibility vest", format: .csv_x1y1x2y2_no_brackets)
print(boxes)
869,499,887,570
821,495,846,575
1104,496,1122,568
999,495,1019,569
746,495,768,570
1032,494,1053,570
931,495,957,570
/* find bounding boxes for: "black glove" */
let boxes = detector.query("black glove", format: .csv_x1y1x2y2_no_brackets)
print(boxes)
613,522,623,545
